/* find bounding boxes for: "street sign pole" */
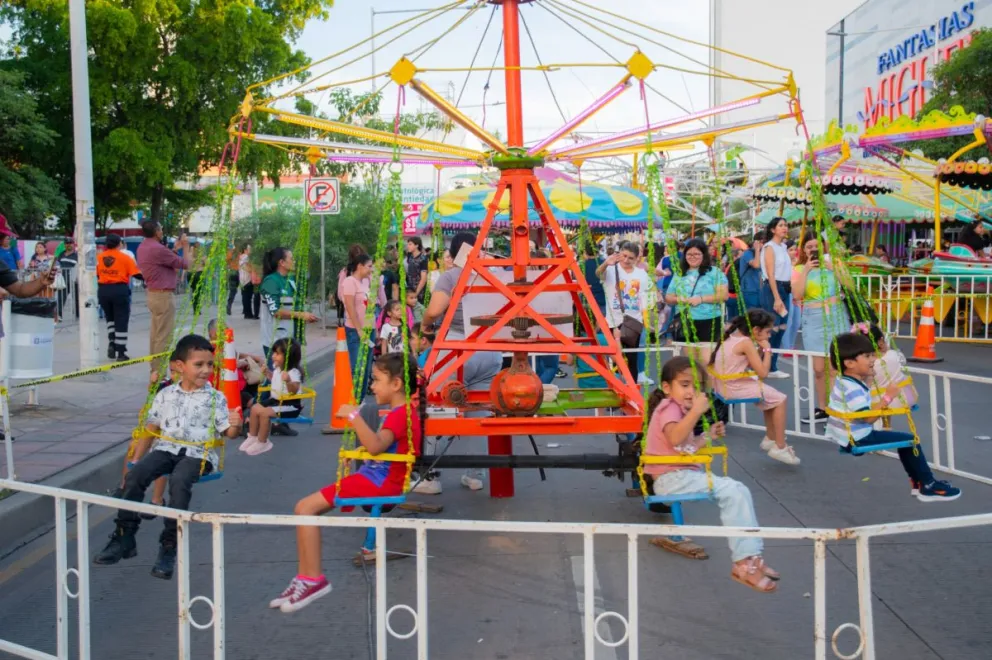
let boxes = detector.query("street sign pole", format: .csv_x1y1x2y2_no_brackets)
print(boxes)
68,0,100,369
320,214,327,333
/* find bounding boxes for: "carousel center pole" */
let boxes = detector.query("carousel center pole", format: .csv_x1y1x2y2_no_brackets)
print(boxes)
487,0,528,498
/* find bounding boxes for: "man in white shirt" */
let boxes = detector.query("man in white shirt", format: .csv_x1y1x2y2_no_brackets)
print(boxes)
596,241,652,383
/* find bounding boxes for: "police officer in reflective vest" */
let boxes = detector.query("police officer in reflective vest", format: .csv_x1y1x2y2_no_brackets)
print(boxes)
97,234,142,361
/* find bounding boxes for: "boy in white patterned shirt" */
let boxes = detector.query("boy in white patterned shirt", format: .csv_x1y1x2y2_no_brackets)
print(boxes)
94,334,242,579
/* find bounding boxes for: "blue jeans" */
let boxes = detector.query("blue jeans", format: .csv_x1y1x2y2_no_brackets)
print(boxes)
760,281,791,371
345,326,372,395
535,354,560,385
840,430,935,484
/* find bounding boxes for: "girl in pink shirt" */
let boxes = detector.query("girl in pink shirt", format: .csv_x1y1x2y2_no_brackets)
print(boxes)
645,356,779,593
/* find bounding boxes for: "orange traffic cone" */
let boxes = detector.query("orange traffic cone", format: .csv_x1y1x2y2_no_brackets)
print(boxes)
321,326,354,434
221,328,242,411
908,287,943,363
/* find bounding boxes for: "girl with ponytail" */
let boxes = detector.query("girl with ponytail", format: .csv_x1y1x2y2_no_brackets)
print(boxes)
710,309,799,466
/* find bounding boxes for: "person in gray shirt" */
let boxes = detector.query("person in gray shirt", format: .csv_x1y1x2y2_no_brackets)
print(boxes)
419,232,503,493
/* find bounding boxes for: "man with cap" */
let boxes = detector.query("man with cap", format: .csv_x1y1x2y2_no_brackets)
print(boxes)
98,235,143,361
0,214,24,271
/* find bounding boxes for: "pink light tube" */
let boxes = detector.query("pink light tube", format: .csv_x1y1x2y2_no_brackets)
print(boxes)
859,122,992,148
546,96,762,158
527,79,631,156
325,154,477,167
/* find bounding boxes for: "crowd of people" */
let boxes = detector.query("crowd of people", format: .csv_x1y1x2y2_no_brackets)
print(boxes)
84,220,963,609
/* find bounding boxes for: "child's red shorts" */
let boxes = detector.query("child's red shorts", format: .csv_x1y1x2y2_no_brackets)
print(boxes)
320,474,403,507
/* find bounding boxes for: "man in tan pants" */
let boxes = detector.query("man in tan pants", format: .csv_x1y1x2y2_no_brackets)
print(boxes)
136,221,188,380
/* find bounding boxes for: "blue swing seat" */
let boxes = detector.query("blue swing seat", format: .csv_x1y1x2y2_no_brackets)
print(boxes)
712,391,761,406
844,438,916,456
125,461,223,482
335,496,408,552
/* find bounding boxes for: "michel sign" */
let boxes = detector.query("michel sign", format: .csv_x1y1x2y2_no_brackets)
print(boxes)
861,2,976,128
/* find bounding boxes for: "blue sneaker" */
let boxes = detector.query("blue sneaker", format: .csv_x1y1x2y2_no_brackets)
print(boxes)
917,480,961,502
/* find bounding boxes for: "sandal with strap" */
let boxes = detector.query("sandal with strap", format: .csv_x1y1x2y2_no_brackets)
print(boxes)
753,555,780,581
649,536,709,560
731,556,778,593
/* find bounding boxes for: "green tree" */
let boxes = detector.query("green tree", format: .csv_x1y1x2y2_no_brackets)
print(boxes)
0,68,68,237
914,28,992,161
1,0,334,228
231,184,384,301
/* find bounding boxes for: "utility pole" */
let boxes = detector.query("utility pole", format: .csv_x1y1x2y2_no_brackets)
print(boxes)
68,0,100,369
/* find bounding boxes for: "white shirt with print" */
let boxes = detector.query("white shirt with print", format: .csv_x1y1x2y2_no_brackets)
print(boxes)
147,383,231,467
602,265,653,328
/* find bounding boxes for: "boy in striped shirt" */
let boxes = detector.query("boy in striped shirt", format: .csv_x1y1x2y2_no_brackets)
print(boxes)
827,332,960,502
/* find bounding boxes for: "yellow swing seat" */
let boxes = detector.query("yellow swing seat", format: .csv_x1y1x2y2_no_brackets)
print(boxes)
824,406,920,456
258,385,318,425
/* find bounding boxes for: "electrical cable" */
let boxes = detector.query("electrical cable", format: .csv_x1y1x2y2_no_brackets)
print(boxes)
519,8,569,126
456,4,498,108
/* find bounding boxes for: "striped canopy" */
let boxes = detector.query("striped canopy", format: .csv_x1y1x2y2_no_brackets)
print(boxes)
417,179,650,232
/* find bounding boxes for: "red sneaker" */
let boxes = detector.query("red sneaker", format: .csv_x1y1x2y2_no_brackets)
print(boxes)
278,576,332,613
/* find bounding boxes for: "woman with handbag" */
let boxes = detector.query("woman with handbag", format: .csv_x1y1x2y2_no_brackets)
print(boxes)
664,238,728,366
759,217,793,379
596,241,652,384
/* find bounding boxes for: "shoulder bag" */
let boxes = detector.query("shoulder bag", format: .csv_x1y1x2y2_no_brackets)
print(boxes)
614,264,644,349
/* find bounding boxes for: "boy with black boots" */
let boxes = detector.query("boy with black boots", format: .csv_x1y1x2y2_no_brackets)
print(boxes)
93,334,242,578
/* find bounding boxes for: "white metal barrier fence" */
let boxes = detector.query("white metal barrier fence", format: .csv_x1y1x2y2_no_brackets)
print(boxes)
851,272,992,343
1,478,991,660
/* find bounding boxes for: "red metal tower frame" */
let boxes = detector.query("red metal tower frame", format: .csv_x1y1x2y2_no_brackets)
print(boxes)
423,0,644,497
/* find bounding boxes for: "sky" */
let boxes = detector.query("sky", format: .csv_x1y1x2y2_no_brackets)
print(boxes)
286,0,713,150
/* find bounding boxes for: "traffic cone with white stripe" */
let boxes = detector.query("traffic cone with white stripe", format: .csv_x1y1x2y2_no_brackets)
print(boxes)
908,287,943,363
321,326,353,434
222,328,242,411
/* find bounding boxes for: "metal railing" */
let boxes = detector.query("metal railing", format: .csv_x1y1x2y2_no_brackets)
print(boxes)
851,272,992,343
2,478,990,660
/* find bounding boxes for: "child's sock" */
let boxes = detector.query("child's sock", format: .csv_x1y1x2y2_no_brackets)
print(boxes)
297,574,324,584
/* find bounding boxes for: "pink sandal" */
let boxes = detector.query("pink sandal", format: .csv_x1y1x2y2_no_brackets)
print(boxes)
731,556,778,593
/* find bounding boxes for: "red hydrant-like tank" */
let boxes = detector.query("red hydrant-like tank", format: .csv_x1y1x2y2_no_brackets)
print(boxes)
490,352,543,416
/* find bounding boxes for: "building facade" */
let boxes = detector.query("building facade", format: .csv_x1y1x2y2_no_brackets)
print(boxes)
825,1,991,130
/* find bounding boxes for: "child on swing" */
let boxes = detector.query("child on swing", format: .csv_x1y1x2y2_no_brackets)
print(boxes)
646,356,780,593
709,309,800,465
93,334,242,579
269,352,423,613
240,337,302,456
827,332,960,501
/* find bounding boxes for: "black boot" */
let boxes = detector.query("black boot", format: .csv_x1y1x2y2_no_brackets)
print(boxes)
116,348,131,361
272,423,298,437
93,528,137,565
107,342,116,360
151,543,177,580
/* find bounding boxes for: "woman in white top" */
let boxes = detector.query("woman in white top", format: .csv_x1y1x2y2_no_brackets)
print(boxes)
759,217,792,378
596,240,652,383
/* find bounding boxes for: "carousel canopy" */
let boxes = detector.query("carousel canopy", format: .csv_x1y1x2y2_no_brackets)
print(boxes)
417,174,649,232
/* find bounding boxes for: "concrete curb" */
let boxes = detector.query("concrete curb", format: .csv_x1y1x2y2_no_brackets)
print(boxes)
0,341,337,554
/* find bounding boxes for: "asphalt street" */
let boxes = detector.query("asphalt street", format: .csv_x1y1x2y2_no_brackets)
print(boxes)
1,361,991,659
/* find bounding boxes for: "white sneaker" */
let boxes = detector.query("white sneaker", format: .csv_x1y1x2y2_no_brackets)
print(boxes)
759,437,776,452
460,473,484,491
246,440,273,456
767,445,801,465
637,374,655,385
239,435,258,452
413,478,442,495
766,370,790,380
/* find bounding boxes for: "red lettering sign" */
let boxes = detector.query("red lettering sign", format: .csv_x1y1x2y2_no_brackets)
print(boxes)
861,36,971,129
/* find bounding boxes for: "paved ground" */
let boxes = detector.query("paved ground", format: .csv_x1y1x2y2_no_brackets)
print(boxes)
1,360,990,659
1,290,335,483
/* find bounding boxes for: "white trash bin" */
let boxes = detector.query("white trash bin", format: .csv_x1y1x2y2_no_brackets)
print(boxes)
6,299,56,379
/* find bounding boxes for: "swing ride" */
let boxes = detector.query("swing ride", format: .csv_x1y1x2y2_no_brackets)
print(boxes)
224,0,818,505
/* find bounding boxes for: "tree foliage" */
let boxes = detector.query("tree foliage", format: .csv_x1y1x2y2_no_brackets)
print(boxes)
0,0,334,228
914,28,992,161
231,184,383,300
0,68,69,236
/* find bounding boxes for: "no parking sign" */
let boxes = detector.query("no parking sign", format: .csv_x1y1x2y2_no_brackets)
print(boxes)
305,178,340,215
